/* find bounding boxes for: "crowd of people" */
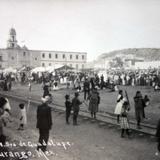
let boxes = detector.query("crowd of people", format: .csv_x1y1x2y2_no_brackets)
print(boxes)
103,69,160,87
0,68,160,157
1,67,160,94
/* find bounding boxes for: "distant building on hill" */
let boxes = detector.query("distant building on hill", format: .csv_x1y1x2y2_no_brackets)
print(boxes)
93,53,144,70
135,61,160,69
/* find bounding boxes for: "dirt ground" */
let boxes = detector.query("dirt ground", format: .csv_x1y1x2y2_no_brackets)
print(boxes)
8,83,160,125
2,97,160,160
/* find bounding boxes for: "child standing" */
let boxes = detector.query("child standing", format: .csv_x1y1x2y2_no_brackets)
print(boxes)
144,95,150,106
18,103,27,130
3,97,12,124
120,101,130,138
65,95,72,124
143,95,150,119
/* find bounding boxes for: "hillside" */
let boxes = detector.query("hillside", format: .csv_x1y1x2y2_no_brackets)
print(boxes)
98,48,160,61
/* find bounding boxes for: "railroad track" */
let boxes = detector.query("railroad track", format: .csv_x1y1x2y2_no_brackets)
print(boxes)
0,92,156,136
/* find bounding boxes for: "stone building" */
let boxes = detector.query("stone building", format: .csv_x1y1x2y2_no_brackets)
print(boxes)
0,28,31,68
39,50,87,70
0,28,87,70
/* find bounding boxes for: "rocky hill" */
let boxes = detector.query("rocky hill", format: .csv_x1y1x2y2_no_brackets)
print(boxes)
98,48,160,61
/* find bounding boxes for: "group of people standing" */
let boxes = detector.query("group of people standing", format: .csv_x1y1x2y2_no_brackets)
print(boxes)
114,90,150,138
64,92,82,126
36,88,100,153
65,87,100,125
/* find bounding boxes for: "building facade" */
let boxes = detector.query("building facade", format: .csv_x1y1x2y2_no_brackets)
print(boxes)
92,53,144,70
0,28,87,70
39,50,86,70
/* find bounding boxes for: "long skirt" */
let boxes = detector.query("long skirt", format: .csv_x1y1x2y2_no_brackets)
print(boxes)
120,117,129,129
88,103,98,113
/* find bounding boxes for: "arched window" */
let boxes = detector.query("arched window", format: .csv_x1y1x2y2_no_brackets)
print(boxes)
49,63,51,66
42,63,45,67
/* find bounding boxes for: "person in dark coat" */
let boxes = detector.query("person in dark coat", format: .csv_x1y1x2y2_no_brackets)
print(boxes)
36,95,52,152
100,74,104,90
97,92,100,108
0,97,9,160
156,119,160,156
43,84,50,98
3,80,8,91
90,78,95,90
88,88,99,119
83,78,90,100
0,97,7,145
134,91,145,129
65,95,72,124
72,92,82,125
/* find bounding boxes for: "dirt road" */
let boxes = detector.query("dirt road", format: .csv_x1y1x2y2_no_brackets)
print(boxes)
2,97,158,160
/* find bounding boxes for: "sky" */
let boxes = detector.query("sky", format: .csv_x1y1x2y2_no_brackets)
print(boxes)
0,0,160,61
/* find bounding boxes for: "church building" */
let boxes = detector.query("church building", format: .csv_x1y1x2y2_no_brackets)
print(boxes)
0,28,87,70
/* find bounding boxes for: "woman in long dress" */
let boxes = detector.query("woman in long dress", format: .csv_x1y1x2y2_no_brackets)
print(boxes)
120,101,130,138
134,91,145,129
114,90,123,123
88,89,99,119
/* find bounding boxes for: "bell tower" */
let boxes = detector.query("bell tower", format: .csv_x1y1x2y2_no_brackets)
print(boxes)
7,28,18,48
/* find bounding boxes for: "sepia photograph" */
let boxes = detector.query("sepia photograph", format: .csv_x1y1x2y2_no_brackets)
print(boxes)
0,0,160,159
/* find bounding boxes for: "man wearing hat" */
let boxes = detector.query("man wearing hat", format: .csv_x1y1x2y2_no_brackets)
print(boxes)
72,92,82,125
65,94,72,124
83,78,90,100
36,94,52,152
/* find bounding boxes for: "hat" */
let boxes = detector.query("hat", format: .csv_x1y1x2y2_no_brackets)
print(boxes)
41,95,51,103
65,94,70,99
19,103,25,109
75,92,79,97
136,91,142,98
